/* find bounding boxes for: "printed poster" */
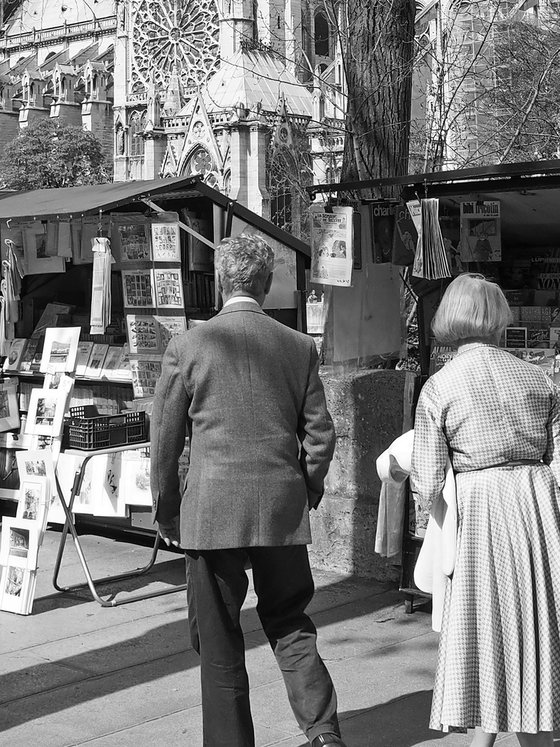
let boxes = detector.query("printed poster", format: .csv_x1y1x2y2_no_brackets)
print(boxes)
126,314,161,355
130,358,162,398
154,315,187,351
153,268,184,309
310,206,354,287
122,270,155,308
460,201,501,262
151,222,181,262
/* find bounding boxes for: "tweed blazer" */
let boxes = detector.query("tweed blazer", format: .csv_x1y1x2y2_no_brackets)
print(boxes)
150,301,336,549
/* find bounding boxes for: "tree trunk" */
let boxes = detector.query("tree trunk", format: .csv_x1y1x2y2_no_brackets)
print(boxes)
341,0,416,193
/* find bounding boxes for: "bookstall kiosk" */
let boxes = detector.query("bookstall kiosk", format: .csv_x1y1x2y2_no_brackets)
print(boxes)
308,159,560,611
0,176,311,610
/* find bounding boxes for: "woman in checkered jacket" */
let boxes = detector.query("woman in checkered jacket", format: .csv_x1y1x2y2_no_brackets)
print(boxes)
411,273,560,747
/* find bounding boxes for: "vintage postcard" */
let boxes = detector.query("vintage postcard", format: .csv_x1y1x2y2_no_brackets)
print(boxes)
25,389,66,437
0,565,37,615
0,517,41,570
153,268,184,309
122,270,155,308
151,222,181,262
40,327,81,373
126,315,161,355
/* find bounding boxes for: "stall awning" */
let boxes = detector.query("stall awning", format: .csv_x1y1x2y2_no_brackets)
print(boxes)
0,176,310,261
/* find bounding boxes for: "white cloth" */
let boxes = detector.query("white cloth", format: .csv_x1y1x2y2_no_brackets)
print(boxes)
375,428,457,632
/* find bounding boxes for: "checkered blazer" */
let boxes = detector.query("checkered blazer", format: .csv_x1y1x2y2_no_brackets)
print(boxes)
411,343,560,512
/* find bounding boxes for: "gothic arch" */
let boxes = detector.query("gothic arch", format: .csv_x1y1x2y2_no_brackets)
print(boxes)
129,110,146,157
182,145,219,186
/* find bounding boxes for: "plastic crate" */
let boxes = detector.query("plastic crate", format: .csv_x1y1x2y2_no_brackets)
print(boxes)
63,410,147,451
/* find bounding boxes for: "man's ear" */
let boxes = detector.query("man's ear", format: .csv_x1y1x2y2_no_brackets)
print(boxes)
264,272,273,296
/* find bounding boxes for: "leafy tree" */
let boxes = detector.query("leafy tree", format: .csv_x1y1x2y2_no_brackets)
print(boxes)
0,118,112,190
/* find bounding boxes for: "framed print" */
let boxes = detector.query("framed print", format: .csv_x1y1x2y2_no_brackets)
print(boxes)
16,449,56,497
0,517,41,569
122,270,155,308
120,447,152,506
85,343,109,378
130,358,162,398
112,215,151,263
154,315,187,352
0,565,36,615
151,222,181,262
25,388,66,437
126,314,161,355
16,479,48,525
40,327,81,373
0,379,20,432
153,268,184,309
3,338,28,372
23,221,66,275
75,340,94,377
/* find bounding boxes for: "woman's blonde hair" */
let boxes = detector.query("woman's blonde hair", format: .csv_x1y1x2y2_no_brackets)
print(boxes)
431,273,512,346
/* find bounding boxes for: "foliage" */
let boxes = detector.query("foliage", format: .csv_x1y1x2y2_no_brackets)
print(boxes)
0,118,112,190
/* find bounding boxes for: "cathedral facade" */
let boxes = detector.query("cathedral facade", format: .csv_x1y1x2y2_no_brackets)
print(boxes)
0,0,346,238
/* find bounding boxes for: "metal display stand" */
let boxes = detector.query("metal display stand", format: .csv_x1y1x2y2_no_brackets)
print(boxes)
52,442,187,607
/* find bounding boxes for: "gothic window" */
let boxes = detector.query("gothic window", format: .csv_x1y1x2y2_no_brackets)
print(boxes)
314,11,330,57
130,0,220,94
185,146,216,180
269,153,295,234
129,111,145,157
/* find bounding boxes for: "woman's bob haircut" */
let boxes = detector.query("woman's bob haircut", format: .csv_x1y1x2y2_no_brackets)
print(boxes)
431,273,512,347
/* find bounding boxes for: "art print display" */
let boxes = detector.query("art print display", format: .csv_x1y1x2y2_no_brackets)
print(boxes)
0,518,41,570
120,448,152,506
122,270,155,308
40,327,81,373
153,268,184,309
16,479,48,525
126,315,161,355
0,565,36,615
85,343,109,378
130,358,162,398
23,222,66,275
151,222,181,262
3,338,28,372
0,378,20,432
25,388,66,437
460,201,501,262
154,315,187,351
113,216,151,263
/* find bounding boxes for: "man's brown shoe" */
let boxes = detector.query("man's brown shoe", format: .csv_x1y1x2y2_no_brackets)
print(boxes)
311,735,347,747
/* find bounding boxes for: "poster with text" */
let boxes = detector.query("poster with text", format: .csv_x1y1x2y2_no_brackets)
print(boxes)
460,201,501,262
310,206,354,287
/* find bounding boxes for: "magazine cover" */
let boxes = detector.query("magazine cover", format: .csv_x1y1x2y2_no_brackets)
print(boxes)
460,201,501,262
310,206,354,287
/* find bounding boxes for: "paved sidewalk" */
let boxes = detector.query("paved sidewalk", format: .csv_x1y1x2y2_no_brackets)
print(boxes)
0,528,558,746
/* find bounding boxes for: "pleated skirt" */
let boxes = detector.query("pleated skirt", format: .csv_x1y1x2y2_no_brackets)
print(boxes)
429,464,560,734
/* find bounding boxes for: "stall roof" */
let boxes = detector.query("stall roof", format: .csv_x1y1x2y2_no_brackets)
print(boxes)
308,159,560,248
0,176,311,260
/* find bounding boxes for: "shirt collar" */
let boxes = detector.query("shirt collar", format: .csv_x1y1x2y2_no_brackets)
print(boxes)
223,296,261,308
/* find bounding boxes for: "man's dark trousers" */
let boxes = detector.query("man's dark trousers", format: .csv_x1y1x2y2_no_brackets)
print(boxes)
186,545,340,747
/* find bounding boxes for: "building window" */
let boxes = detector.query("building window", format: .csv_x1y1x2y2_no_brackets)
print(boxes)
314,12,330,57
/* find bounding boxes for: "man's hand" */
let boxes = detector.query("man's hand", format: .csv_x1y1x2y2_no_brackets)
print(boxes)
157,516,181,548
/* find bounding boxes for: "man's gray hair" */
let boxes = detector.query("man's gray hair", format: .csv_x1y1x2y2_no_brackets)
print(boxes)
215,234,274,295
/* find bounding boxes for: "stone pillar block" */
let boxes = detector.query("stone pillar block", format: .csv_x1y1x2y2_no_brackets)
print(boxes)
309,368,407,580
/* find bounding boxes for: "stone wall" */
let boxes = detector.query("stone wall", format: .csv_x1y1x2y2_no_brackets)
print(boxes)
309,368,408,581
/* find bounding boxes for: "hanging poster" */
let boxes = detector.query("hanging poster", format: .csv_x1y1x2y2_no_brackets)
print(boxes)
154,315,187,351
126,314,161,355
460,201,501,262
310,206,354,287
112,215,152,263
130,358,162,398
23,222,66,275
153,268,185,309
151,222,181,262
122,270,155,308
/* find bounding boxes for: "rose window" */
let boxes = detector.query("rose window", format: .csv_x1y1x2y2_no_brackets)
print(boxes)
131,0,220,92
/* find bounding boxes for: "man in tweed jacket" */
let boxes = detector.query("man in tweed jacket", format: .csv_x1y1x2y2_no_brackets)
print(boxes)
150,234,345,747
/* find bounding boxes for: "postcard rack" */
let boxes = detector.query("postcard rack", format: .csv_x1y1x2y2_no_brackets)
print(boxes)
52,441,187,607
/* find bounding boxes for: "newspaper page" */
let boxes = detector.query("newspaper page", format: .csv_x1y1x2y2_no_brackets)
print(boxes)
310,206,354,287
